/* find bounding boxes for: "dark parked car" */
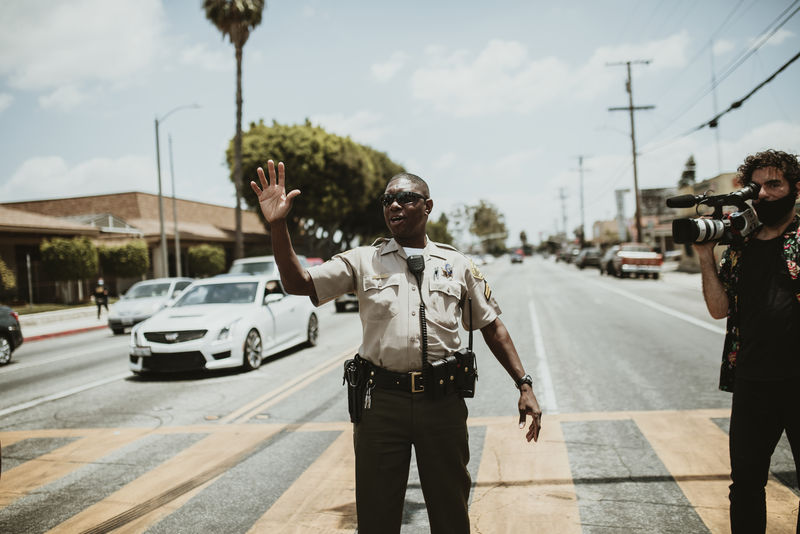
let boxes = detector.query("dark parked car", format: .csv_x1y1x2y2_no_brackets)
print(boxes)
0,305,23,365
574,247,603,269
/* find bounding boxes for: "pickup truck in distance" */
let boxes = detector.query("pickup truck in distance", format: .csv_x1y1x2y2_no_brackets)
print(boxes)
601,243,663,279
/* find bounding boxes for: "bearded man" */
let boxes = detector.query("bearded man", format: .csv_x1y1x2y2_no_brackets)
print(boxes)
694,149,800,533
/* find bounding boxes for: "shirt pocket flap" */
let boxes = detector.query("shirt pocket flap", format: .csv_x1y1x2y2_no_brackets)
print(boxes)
363,273,403,292
430,279,461,299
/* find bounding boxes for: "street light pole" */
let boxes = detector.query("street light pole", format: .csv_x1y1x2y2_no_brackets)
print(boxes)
169,134,182,277
153,104,200,278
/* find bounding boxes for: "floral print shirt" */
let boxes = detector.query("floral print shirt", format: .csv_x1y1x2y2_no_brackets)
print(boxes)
716,215,800,391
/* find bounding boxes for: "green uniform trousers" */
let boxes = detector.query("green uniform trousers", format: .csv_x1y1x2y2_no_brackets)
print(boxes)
353,387,471,534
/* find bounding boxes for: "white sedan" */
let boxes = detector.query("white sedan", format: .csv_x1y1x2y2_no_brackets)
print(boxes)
129,276,318,374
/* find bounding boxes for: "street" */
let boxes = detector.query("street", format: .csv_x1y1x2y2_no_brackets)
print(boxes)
1,256,798,533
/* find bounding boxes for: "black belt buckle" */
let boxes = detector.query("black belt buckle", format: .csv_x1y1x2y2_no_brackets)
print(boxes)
410,371,424,393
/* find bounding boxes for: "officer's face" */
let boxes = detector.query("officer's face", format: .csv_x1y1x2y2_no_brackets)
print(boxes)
383,178,432,246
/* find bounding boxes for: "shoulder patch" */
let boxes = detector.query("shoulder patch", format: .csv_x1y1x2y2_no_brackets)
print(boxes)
469,260,485,281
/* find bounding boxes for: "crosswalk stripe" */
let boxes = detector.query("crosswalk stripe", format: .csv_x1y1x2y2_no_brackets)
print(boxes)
247,430,356,533
46,426,282,533
470,420,581,533
0,428,151,508
634,411,799,533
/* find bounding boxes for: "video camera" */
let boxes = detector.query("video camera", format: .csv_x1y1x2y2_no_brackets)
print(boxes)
666,182,761,245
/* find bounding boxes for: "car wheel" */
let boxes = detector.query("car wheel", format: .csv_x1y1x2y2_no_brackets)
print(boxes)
306,313,319,347
242,329,263,371
0,336,11,365
112,327,125,335
335,302,345,313
652,273,660,280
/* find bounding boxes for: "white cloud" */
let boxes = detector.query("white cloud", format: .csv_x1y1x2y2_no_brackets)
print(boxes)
0,0,165,104
0,92,12,113
38,85,86,111
371,51,408,82
410,33,690,117
0,155,155,202
750,28,795,48
411,40,571,117
310,110,386,145
713,39,735,56
302,6,316,18
180,43,233,73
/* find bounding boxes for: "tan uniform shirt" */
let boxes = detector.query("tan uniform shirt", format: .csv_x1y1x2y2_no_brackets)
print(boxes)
308,238,501,373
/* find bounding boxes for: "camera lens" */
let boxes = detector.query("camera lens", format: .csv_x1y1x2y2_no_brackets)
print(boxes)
672,218,728,244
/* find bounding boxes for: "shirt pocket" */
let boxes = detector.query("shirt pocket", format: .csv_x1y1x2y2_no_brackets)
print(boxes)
362,273,403,320
428,279,463,326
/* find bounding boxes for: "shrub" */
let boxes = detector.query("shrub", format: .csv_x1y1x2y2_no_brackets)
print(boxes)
188,244,225,277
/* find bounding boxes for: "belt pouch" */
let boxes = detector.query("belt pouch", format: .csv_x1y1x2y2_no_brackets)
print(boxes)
424,359,447,400
454,348,477,398
343,355,366,423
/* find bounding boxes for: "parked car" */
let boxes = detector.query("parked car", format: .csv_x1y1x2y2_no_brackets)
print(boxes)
574,247,603,270
335,292,359,312
108,277,194,335
0,305,23,365
601,243,663,279
129,276,318,375
227,255,308,276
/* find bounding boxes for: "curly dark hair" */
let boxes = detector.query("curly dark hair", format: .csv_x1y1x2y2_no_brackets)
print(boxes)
737,149,800,186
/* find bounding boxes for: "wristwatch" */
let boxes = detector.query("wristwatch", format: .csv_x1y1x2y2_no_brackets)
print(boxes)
515,373,533,389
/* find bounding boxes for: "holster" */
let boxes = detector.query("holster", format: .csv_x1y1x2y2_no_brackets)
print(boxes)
453,348,477,398
343,355,367,423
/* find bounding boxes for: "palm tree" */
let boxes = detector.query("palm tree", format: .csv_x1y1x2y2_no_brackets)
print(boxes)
203,0,265,259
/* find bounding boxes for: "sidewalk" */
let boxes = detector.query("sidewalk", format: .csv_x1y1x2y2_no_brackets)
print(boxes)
19,306,110,342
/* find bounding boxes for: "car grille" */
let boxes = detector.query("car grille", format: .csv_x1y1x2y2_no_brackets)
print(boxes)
141,351,207,372
144,330,207,344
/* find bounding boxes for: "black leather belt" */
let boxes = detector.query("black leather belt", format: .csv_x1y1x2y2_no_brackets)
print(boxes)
371,367,426,394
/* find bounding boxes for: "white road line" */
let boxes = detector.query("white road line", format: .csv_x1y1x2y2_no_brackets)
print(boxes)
0,372,129,418
528,298,558,414
587,278,726,335
0,346,120,375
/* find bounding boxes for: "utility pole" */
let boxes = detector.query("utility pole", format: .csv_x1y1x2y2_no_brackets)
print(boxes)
608,60,654,243
573,155,590,245
710,42,723,175
558,187,569,239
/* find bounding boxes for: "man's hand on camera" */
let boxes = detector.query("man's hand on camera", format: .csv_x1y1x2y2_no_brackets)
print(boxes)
250,160,301,224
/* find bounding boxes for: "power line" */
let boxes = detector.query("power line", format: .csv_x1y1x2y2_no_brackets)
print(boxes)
686,49,800,133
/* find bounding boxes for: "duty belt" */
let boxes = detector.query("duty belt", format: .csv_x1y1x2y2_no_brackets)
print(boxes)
371,368,426,393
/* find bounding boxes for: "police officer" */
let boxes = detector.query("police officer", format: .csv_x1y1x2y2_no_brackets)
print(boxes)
251,160,542,534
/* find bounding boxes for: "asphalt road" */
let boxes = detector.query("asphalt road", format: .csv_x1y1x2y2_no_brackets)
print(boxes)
1,256,797,533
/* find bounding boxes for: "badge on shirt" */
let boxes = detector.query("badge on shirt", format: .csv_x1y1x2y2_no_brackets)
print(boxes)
443,263,453,279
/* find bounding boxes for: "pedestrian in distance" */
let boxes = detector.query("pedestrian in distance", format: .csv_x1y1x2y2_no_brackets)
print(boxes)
94,278,109,319
250,160,542,534
694,149,800,533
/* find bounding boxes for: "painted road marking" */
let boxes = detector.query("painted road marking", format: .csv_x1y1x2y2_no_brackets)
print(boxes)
528,293,558,413
2,409,797,533
0,373,130,418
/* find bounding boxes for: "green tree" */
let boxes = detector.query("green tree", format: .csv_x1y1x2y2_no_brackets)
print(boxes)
469,200,508,255
235,120,404,256
427,213,454,245
678,155,696,188
0,257,16,300
204,0,265,260
40,237,98,281
188,244,226,277
99,241,150,278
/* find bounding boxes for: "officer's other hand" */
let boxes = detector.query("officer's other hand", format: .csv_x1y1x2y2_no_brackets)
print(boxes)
250,160,301,223
518,387,542,443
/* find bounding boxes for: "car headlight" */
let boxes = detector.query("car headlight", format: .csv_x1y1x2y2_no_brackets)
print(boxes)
217,318,241,341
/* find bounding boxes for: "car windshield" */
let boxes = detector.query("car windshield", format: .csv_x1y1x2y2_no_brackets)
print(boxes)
174,282,258,306
126,282,172,299
229,261,275,275
622,245,653,253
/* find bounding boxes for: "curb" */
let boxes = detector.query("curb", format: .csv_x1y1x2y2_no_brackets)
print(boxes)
24,324,109,343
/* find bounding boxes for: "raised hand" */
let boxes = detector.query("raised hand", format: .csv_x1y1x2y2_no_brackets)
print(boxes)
250,160,301,224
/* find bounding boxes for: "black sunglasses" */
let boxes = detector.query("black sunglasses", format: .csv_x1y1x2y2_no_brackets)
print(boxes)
380,191,427,207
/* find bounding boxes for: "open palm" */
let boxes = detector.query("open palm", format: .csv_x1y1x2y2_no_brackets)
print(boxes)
250,160,301,223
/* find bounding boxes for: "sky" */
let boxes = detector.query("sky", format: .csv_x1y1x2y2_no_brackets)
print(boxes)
1,0,799,248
